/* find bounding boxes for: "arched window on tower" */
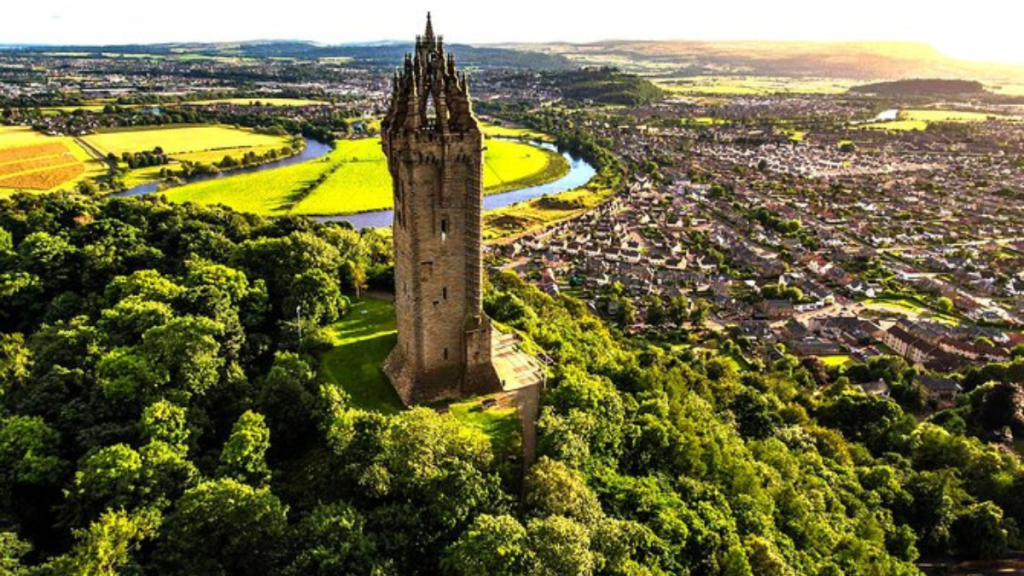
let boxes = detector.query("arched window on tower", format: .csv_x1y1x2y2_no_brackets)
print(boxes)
440,218,447,241
425,91,437,125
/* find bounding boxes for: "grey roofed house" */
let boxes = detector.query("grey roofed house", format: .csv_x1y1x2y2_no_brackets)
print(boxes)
916,374,962,398
857,379,890,397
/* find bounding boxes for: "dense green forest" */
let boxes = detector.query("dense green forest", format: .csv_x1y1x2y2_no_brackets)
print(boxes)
548,68,666,106
849,79,988,95
1,192,1022,575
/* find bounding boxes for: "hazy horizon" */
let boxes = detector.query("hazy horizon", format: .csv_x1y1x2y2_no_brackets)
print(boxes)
5,0,1024,66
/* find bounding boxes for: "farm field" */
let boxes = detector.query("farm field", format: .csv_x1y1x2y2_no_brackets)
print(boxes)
857,109,1021,131
816,355,854,368
654,75,857,95
80,125,294,188
0,126,106,195
482,183,616,242
164,137,568,216
479,122,554,142
82,125,290,157
182,98,330,107
40,105,108,114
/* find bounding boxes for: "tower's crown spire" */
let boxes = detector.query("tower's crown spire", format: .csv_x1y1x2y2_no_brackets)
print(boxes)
424,12,434,41
382,13,477,135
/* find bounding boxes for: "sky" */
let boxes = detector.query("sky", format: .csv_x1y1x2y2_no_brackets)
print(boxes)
4,0,1024,65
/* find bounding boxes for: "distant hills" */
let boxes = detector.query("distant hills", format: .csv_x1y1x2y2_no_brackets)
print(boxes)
7,39,1024,81
849,79,989,95
3,41,575,70
487,40,1024,81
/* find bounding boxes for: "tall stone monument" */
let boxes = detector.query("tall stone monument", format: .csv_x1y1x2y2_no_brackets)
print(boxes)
381,14,503,405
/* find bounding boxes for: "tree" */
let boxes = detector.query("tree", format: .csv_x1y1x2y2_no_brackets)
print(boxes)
258,352,316,457
0,226,11,253
667,294,690,325
284,502,380,576
614,298,636,330
218,411,271,487
0,531,31,575
974,382,1024,435
817,392,908,451
96,297,174,346
340,260,368,298
72,444,143,517
936,297,954,313
140,315,225,399
524,457,603,523
158,479,288,576
731,388,783,440
644,295,666,326
104,270,184,306
0,333,31,398
284,268,347,326
443,514,528,576
140,400,189,448
47,508,161,576
0,415,64,488
75,180,100,197
525,515,593,576
953,501,1010,559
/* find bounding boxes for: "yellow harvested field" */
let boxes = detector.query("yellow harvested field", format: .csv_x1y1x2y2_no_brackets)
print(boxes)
0,152,78,176
184,98,330,107
0,126,106,193
82,125,290,157
0,164,85,190
0,142,71,164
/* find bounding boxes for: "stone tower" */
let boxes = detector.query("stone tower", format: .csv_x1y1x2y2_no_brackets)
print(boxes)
381,14,502,405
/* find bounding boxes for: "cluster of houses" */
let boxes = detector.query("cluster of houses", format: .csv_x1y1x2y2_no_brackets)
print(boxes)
488,94,1023,404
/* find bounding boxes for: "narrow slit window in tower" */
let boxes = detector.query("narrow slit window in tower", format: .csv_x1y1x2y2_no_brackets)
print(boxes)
443,347,449,360
443,286,447,300
440,218,447,241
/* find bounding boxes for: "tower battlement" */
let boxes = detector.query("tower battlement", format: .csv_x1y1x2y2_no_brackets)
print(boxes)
381,14,502,405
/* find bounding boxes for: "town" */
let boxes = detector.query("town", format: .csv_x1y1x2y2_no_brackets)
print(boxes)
488,92,1024,409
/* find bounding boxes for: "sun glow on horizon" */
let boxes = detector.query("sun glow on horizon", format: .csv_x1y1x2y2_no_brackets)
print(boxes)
3,0,1024,68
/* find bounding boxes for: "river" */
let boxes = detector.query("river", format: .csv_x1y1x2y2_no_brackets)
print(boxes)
114,138,596,229
316,141,596,229
115,139,335,197
850,109,900,125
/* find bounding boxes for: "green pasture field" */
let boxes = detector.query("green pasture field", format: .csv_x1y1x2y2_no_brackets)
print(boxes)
82,125,290,157
479,122,554,142
163,137,567,216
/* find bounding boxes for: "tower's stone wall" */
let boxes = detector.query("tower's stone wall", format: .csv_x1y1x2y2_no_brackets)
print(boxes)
381,15,501,405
